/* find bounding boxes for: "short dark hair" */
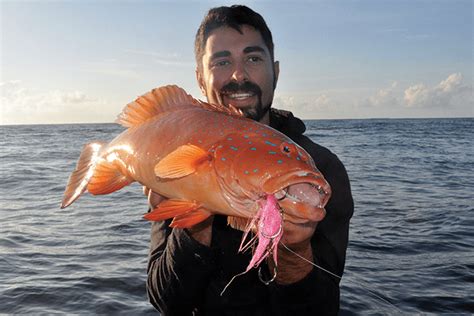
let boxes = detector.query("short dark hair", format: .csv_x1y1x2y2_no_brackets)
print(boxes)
194,5,275,69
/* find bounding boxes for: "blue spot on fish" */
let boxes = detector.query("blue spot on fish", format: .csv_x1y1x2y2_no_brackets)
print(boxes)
253,168,259,173
277,160,283,164
268,151,276,155
244,135,249,139
265,141,277,147
227,137,233,141
250,147,257,151
230,146,238,151
244,170,249,174
221,157,226,161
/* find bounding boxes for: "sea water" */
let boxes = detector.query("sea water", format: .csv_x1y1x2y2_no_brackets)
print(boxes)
1,118,473,314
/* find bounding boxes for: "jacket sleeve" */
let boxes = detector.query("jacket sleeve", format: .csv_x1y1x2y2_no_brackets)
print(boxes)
146,219,217,315
269,135,353,314
316,149,354,277
298,135,354,277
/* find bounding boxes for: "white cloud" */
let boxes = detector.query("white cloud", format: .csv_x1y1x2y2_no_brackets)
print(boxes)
272,92,353,119
404,73,471,108
0,80,110,124
367,81,400,107
314,94,330,108
273,73,471,119
358,73,472,118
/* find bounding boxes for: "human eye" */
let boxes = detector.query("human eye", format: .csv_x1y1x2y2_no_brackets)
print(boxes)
247,55,264,64
212,59,231,68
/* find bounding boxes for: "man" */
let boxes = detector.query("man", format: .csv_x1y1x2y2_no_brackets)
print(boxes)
146,5,353,315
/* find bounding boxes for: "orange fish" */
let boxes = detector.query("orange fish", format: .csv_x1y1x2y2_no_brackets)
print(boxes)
61,85,331,244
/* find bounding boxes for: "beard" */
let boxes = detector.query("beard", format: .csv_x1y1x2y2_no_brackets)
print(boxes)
219,81,271,122
240,96,271,121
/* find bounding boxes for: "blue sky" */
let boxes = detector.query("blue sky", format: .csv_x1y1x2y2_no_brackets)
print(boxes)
1,0,472,124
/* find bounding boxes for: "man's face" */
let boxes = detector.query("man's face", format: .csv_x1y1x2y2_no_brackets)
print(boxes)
197,25,279,123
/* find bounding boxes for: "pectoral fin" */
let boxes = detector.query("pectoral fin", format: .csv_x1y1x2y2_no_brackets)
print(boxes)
170,208,211,228
154,144,210,179
144,199,211,228
88,160,133,195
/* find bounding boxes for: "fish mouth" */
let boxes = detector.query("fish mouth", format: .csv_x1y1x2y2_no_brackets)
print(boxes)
262,170,331,223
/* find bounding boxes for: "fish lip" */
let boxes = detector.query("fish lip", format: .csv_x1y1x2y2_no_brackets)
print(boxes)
263,169,331,197
262,169,332,221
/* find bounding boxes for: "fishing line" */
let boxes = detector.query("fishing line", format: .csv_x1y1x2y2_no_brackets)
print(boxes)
280,242,403,314
281,242,342,280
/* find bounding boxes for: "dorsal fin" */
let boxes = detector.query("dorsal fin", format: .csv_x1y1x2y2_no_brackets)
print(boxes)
196,100,244,117
115,85,198,128
116,85,244,128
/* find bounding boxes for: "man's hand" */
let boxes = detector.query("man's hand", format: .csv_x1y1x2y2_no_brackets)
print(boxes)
143,186,166,208
269,210,325,285
143,187,214,246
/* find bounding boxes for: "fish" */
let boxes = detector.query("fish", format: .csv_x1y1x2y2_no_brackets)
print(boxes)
61,85,331,275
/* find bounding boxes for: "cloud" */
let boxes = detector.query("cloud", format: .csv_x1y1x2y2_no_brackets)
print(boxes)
0,80,109,124
278,73,472,119
271,92,354,119
367,81,400,107
362,73,472,109
274,93,332,113
404,73,471,108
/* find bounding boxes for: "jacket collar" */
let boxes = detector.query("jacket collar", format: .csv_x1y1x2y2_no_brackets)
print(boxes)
269,108,306,136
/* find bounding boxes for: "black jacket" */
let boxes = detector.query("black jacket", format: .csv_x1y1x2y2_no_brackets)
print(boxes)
147,109,354,315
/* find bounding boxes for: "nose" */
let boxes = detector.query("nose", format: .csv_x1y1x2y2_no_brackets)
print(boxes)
231,61,249,82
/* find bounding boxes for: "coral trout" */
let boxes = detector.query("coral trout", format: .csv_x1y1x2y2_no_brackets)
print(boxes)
61,85,331,272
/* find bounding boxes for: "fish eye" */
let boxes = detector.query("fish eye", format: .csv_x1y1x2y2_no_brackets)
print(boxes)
280,142,294,154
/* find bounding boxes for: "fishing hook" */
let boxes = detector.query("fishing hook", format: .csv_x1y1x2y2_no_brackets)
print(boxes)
258,266,277,285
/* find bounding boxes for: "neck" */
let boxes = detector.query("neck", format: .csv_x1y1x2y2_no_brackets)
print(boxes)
259,110,270,126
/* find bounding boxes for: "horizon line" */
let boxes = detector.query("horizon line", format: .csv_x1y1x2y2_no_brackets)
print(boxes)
1,116,472,127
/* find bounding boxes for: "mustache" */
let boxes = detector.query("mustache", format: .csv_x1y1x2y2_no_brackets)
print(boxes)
220,81,262,96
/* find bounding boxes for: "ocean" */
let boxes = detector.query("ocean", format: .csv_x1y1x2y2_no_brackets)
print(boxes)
0,118,473,314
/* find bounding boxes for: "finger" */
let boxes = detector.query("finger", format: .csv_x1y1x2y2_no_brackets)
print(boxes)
148,190,166,209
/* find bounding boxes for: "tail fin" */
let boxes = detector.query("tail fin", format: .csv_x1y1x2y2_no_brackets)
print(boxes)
61,142,104,208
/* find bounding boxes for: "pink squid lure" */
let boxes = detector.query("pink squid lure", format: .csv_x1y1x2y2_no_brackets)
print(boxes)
221,194,283,295
240,194,283,271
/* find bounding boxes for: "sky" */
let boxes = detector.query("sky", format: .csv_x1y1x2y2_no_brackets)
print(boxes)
1,0,472,125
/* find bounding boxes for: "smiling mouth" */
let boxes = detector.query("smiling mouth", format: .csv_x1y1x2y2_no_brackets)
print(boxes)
226,92,256,100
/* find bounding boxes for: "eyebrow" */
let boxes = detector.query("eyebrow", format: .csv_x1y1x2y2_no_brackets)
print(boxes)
243,46,266,55
210,51,231,61
210,46,267,61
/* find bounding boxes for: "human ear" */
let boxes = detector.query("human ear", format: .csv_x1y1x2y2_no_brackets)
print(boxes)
273,61,280,89
196,68,207,96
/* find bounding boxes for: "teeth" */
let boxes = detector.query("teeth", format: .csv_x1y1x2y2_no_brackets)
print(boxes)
275,184,326,204
274,189,287,200
229,93,253,100
274,188,301,202
285,192,301,202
